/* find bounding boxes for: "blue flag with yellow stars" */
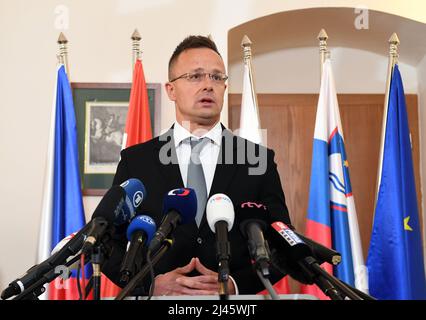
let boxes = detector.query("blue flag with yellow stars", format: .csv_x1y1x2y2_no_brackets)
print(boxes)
367,64,426,300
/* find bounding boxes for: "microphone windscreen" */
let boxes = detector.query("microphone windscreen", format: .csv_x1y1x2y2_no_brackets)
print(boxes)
126,215,157,245
92,185,125,223
237,202,269,238
118,178,147,224
206,193,235,232
162,188,197,224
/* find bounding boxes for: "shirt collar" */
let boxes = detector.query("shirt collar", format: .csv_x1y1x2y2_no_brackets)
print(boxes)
173,121,222,148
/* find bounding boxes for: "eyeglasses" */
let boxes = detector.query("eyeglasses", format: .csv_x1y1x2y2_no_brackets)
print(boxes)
169,72,228,84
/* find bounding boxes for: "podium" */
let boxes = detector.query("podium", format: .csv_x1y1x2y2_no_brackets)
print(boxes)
121,294,318,300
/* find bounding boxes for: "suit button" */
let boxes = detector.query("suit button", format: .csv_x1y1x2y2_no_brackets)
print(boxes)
197,237,203,244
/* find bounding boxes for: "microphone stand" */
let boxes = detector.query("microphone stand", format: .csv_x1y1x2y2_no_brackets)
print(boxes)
91,244,105,300
115,239,173,300
217,261,229,301
215,221,231,301
301,256,364,300
255,270,280,300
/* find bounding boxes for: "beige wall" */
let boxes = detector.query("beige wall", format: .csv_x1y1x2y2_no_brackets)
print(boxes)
1,0,426,292
228,47,418,94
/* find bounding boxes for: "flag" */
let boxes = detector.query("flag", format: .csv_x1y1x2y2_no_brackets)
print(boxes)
301,59,368,299
122,59,152,149
239,61,262,145
38,64,89,299
238,60,290,295
99,58,153,298
366,64,426,300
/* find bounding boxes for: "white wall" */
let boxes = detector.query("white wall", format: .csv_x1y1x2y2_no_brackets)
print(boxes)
1,0,426,292
229,47,418,94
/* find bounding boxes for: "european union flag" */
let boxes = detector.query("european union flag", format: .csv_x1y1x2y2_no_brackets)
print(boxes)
367,65,426,300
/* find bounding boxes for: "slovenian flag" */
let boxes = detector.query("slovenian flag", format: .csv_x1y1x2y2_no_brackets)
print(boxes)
367,65,426,300
301,59,368,299
38,64,89,299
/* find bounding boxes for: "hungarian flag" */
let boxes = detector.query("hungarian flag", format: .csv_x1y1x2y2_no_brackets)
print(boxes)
38,64,90,299
100,58,153,299
122,59,152,149
301,59,368,299
367,65,426,299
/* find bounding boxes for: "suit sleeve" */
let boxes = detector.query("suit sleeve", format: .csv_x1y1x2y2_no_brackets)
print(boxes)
101,150,138,289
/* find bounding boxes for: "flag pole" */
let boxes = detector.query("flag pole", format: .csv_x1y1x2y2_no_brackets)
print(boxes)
131,29,142,68
57,32,70,78
318,29,329,79
241,35,261,129
374,33,400,211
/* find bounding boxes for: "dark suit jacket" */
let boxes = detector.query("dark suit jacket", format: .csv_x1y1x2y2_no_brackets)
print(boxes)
102,124,291,294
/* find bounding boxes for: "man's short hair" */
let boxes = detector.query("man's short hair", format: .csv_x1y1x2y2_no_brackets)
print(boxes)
168,35,222,80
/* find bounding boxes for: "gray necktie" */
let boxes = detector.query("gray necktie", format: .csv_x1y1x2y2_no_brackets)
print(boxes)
187,137,208,227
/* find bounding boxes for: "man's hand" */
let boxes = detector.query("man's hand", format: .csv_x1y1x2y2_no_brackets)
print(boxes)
152,257,235,296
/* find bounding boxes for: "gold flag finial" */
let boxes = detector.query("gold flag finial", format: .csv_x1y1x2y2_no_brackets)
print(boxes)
57,32,70,76
318,29,329,78
241,35,253,63
57,32,68,44
131,28,142,65
317,28,328,41
241,35,252,47
131,29,141,41
389,32,400,63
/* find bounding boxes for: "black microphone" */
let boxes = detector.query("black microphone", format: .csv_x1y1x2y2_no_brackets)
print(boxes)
82,178,147,255
1,178,146,300
268,221,364,300
264,207,341,266
238,202,271,277
1,222,91,300
206,193,234,296
295,232,341,266
148,188,197,254
119,215,156,285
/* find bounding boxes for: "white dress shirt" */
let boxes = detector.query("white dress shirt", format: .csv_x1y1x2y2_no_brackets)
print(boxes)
173,121,222,193
172,121,240,294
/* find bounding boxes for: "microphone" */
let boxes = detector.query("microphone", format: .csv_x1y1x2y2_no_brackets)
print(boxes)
295,233,341,266
148,188,197,253
238,202,271,277
1,178,146,300
206,193,234,292
50,232,83,272
82,178,146,254
254,205,340,266
119,215,156,285
268,221,362,300
1,223,91,300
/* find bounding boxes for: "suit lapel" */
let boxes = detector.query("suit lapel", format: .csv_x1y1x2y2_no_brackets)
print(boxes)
153,127,184,189
199,128,240,230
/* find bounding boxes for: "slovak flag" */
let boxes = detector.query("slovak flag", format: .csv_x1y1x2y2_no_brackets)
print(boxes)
301,59,368,299
38,64,90,299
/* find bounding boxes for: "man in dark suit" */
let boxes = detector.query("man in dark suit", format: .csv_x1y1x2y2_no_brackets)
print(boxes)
103,35,291,296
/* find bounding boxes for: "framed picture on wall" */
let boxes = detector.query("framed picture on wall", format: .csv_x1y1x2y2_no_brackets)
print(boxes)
72,82,161,195
84,101,128,174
